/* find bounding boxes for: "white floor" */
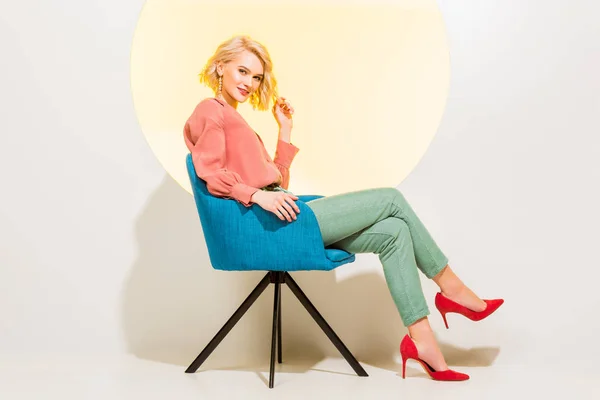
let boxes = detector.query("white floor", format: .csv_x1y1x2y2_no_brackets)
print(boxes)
1,355,598,400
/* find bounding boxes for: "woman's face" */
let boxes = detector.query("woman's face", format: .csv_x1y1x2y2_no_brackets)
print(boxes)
217,50,264,107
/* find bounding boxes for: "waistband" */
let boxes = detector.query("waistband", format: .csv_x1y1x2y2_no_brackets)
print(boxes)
262,182,281,191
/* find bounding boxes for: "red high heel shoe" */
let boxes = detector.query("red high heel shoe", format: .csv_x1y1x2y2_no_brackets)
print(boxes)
435,292,504,329
400,334,469,381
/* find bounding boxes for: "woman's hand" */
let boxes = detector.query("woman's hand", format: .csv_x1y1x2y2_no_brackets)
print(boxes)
272,96,294,131
251,190,300,222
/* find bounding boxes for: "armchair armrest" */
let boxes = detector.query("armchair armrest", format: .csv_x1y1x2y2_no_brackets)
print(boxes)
197,195,341,271
186,153,354,271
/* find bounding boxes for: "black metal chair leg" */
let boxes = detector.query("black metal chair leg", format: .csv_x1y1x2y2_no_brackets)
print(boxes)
185,272,271,373
284,272,368,377
269,280,281,388
277,282,282,364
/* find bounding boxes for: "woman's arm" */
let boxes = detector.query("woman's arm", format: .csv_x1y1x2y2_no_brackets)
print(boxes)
184,101,260,207
273,136,300,190
271,98,299,189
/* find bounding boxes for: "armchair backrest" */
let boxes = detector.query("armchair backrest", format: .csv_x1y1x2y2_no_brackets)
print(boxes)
186,155,234,264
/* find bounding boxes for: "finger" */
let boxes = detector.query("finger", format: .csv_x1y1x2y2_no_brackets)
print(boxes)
281,201,297,220
276,197,293,220
273,208,284,220
279,196,295,221
285,196,300,214
278,205,292,222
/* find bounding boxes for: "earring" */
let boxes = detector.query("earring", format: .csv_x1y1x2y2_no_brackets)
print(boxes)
217,75,223,96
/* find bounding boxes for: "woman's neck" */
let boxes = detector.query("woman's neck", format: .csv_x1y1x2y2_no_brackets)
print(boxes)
216,93,238,109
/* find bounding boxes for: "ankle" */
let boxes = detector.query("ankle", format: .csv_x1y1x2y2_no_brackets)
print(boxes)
433,266,465,296
440,284,466,298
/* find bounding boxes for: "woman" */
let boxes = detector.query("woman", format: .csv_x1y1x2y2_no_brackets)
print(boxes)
183,35,504,382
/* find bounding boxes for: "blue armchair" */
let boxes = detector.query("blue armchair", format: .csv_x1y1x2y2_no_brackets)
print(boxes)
184,154,367,388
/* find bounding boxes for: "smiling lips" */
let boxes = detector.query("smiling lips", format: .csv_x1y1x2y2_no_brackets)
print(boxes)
238,88,249,96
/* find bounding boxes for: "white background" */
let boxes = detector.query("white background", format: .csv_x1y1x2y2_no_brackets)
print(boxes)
1,0,599,377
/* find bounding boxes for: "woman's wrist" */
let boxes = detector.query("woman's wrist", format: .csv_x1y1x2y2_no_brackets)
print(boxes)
278,127,292,142
251,190,263,202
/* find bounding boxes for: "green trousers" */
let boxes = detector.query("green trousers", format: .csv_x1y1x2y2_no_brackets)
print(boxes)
299,187,449,327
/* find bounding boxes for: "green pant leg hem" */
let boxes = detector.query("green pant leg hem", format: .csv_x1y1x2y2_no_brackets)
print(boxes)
401,308,430,327
424,256,449,279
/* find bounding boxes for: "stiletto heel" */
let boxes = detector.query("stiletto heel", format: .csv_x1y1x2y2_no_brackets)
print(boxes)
399,334,469,381
435,292,504,329
441,312,449,329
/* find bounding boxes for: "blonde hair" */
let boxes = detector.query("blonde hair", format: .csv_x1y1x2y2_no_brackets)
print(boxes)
199,35,278,111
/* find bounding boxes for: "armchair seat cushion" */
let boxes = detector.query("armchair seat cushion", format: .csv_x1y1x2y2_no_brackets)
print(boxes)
325,248,356,263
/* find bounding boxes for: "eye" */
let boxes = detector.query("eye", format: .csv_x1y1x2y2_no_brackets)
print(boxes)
239,69,246,74
254,76,262,82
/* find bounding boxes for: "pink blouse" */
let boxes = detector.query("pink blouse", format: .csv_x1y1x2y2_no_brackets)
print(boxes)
184,97,300,207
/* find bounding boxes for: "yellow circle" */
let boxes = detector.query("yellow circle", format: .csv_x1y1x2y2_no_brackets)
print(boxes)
131,0,450,197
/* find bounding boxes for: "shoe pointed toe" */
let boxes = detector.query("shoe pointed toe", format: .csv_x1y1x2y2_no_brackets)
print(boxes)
433,369,470,381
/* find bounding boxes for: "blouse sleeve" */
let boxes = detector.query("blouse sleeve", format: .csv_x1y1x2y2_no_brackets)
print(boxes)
184,101,260,207
273,139,300,190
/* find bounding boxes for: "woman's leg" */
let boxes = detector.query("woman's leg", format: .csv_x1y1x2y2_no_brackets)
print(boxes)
322,216,450,370
328,217,431,326
304,187,479,370
306,187,449,278
305,187,485,310
306,188,448,279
